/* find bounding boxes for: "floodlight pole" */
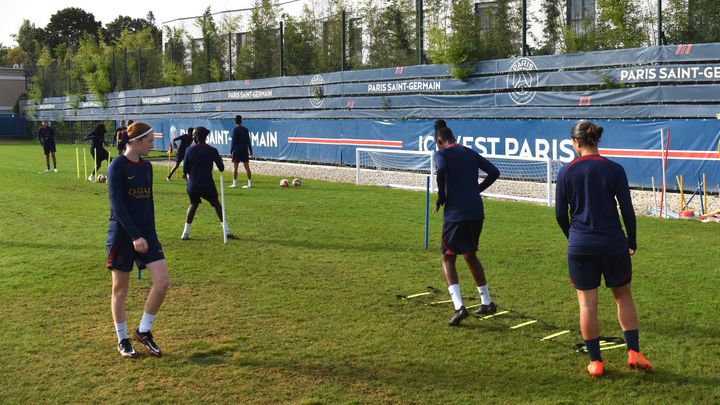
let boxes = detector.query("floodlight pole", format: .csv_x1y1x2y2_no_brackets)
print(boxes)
280,21,285,77
417,0,424,64
341,11,347,72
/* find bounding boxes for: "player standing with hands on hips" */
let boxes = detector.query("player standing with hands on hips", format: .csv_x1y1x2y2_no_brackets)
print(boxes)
433,126,500,326
106,122,170,358
229,115,253,188
38,120,58,172
555,120,651,378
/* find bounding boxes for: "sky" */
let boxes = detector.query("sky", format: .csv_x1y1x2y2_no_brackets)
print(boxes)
1,0,305,47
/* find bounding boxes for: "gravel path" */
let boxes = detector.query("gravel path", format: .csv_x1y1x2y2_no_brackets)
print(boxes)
218,158,720,216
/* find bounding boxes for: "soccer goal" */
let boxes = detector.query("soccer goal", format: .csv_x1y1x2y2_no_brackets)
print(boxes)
356,148,436,191
481,154,565,206
356,148,564,206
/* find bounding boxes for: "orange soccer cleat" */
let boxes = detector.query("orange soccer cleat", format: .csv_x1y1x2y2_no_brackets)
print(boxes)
627,350,652,370
587,360,604,377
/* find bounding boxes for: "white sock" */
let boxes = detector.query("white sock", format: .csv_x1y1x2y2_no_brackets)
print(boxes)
223,223,231,235
248,179,252,186
232,180,237,186
183,223,191,235
448,284,463,310
477,284,492,305
115,321,128,342
138,312,157,333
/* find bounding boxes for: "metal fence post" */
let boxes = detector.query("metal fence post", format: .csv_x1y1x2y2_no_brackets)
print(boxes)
341,11,347,72
279,21,285,77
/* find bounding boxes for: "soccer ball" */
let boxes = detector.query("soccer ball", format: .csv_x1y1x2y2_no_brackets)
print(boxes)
292,178,301,187
97,174,107,183
280,179,289,187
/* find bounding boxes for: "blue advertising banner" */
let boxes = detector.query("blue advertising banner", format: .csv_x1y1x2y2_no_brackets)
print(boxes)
146,118,720,191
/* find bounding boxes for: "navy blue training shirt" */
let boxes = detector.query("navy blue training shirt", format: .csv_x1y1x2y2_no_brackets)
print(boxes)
183,143,224,193
38,126,55,143
173,134,193,152
434,143,500,222
231,125,253,155
107,156,156,241
555,154,637,255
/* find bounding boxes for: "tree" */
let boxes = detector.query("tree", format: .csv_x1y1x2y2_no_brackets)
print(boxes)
424,0,451,64
190,7,227,83
106,15,160,46
445,0,481,79
162,26,188,85
537,0,563,55
44,8,102,54
237,0,280,79
664,0,720,44
14,20,45,67
373,0,416,68
115,28,163,89
282,13,315,76
594,0,646,49
484,0,519,59
5,47,30,67
75,34,112,103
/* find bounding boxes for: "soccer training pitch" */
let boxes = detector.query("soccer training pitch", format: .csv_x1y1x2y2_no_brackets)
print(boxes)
1,143,718,403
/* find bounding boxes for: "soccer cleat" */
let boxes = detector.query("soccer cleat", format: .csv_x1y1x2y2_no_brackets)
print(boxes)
88,175,94,182
134,329,162,356
242,185,251,189
53,168,58,172
587,360,604,377
474,301,497,315
44,168,51,172
627,350,652,370
448,306,469,326
166,176,171,181
229,182,237,188
181,233,189,240
117,338,137,358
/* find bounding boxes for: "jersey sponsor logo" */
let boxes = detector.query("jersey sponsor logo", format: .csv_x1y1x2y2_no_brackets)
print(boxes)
507,57,538,105
308,75,325,108
128,187,151,199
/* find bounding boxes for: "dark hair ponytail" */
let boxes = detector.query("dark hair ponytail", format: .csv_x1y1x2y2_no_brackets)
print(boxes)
571,120,603,147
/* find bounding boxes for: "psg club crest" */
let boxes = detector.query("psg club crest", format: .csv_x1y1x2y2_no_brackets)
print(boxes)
507,58,538,105
308,75,326,108
192,85,204,112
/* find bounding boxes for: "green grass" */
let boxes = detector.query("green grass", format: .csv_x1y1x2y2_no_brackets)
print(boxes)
1,142,719,404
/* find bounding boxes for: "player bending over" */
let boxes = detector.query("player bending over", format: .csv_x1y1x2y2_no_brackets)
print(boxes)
106,122,170,358
555,120,651,378
433,126,500,326
181,127,233,240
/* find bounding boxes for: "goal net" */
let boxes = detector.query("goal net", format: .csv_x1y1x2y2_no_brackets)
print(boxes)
481,154,565,206
356,148,435,191
356,148,564,206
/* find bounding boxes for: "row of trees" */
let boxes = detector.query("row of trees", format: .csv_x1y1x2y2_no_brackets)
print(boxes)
1,0,719,105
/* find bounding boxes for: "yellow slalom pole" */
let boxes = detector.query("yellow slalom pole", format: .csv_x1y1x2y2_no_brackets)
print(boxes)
75,146,80,180
599,343,627,352
676,175,685,211
83,147,87,180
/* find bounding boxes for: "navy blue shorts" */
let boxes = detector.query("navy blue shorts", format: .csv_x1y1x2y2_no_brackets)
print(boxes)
175,147,187,164
232,149,250,163
188,188,219,206
568,253,632,290
107,234,165,272
43,140,56,154
441,219,483,255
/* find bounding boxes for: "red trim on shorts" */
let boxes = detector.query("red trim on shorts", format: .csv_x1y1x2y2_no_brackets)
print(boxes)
442,238,456,255
107,245,118,269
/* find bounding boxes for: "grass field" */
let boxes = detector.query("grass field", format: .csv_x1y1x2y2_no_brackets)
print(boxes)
1,142,719,404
